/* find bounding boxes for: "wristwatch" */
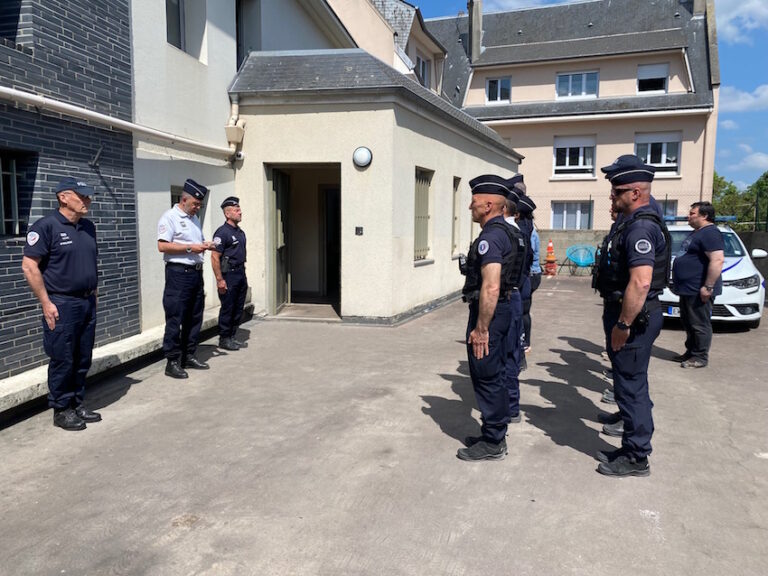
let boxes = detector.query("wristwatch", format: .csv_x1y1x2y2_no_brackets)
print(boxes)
186,247,192,254
704,284,714,291
616,320,631,331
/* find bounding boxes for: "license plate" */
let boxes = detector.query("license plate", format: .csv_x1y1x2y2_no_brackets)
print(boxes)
667,306,680,317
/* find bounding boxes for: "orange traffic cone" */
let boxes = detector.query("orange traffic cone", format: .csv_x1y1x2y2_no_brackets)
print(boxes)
544,239,557,276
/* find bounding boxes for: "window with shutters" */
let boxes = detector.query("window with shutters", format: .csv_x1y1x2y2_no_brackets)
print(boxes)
635,132,681,173
414,168,433,261
637,63,669,94
556,71,598,99
553,135,596,176
551,201,592,230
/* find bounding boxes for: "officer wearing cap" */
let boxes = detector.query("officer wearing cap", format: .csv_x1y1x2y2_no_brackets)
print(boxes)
593,154,671,477
500,184,527,426
22,177,102,431
457,175,526,461
211,197,248,351
157,179,215,378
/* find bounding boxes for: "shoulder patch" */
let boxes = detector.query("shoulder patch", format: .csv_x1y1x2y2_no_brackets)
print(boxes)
478,240,489,255
213,236,222,246
26,231,39,246
634,239,652,255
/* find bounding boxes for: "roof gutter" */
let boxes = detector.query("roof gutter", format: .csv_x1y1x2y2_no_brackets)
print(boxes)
0,86,235,160
482,107,714,126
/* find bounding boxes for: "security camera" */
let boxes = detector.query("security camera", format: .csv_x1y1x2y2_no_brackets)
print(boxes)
234,151,246,161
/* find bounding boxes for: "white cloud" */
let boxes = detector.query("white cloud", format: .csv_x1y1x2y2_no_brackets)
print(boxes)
729,152,768,172
734,180,749,191
718,148,732,158
739,143,753,154
720,85,768,112
719,119,738,130
715,0,768,44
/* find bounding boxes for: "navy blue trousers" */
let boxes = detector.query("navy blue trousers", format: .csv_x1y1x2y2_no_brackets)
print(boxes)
466,298,512,444
679,294,713,363
218,270,248,339
503,290,523,417
603,300,663,458
162,267,204,361
43,294,97,409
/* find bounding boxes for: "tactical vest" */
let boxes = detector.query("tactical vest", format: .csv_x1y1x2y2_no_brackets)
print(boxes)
594,212,671,300
462,221,527,300
517,218,535,276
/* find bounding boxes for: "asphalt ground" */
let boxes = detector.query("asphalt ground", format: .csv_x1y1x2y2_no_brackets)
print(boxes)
1,275,767,576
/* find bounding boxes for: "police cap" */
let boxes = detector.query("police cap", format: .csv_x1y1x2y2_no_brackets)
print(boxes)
517,195,536,214
183,178,209,200
505,173,527,196
221,196,240,209
469,174,509,196
601,154,655,185
55,176,95,197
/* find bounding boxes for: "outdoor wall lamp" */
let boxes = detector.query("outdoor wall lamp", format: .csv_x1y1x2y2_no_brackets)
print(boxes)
353,146,373,168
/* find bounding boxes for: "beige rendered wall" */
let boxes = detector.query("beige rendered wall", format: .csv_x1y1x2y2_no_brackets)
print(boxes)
390,106,519,316
325,0,396,66
493,113,711,230
405,32,443,93
236,101,518,318
466,51,690,106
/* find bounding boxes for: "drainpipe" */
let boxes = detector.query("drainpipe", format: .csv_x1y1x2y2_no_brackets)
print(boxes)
0,85,235,160
225,94,247,154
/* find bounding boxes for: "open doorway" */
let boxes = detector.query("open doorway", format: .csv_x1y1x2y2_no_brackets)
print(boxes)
268,164,341,319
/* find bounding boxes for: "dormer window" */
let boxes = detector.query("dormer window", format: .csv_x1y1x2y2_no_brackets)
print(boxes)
556,72,598,99
637,63,669,94
416,54,431,89
486,77,511,103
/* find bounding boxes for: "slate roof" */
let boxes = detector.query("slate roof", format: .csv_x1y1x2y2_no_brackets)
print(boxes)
229,49,521,159
370,0,415,53
425,0,715,116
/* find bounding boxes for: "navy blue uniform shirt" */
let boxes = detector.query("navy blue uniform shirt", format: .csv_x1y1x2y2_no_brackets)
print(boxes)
619,205,667,299
24,211,98,295
212,222,247,266
475,215,513,270
672,224,724,296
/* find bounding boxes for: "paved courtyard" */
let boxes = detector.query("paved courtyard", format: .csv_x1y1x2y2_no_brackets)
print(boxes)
1,276,767,576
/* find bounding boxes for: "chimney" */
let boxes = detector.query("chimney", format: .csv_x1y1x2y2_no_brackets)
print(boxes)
467,0,482,63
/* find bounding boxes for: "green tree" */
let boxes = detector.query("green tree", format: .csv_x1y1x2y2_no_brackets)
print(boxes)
712,171,752,230
747,171,768,231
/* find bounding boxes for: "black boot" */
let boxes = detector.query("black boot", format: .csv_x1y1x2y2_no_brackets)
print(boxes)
183,356,209,370
53,408,86,431
218,337,240,351
165,359,189,379
75,406,102,423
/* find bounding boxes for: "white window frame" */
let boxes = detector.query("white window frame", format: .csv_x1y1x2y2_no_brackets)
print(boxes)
451,177,461,256
551,201,593,230
553,135,596,177
637,63,669,94
416,53,431,89
635,132,681,174
556,71,598,99
414,168,433,262
486,77,511,104
1,156,22,236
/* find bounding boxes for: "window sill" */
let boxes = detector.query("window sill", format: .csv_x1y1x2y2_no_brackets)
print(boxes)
652,173,682,180
549,176,597,182
485,100,512,106
414,258,435,268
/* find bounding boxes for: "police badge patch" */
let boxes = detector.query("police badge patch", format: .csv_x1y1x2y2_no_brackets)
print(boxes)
634,239,652,254
26,231,39,246
213,237,222,246
478,240,489,255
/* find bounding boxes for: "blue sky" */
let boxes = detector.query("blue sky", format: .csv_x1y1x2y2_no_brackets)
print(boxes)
417,0,768,190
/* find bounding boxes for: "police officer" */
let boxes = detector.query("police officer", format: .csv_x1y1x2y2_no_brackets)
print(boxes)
22,177,101,430
594,155,671,477
501,184,527,425
211,197,248,351
457,175,525,461
157,179,215,379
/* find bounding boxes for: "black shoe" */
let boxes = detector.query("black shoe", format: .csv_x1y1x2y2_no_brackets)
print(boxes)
53,408,86,431
597,454,650,477
595,447,626,464
183,356,209,370
232,338,246,348
218,338,240,351
672,351,692,362
457,439,507,461
602,420,624,437
601,388,616,404
165,360,189,379
597,411,622,425
75,406,102,423
510,412,522,424
681,358,707,368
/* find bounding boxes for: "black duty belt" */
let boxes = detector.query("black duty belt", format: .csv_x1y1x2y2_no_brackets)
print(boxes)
167,262,203,272
50,289,96,299
225,264,244,272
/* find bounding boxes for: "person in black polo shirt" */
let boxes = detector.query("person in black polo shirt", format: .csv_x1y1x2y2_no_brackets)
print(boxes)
212,197,248,351
22,177,101,431
671,201,725,368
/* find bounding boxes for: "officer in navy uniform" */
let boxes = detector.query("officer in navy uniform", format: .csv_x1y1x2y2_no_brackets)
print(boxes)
157,179,215,379
211,197,248,351
22,177,102,431
457,175,525,461
594,155,671,477
500,184,528,426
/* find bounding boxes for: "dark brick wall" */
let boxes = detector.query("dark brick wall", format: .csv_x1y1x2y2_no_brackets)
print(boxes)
0,0,137,379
